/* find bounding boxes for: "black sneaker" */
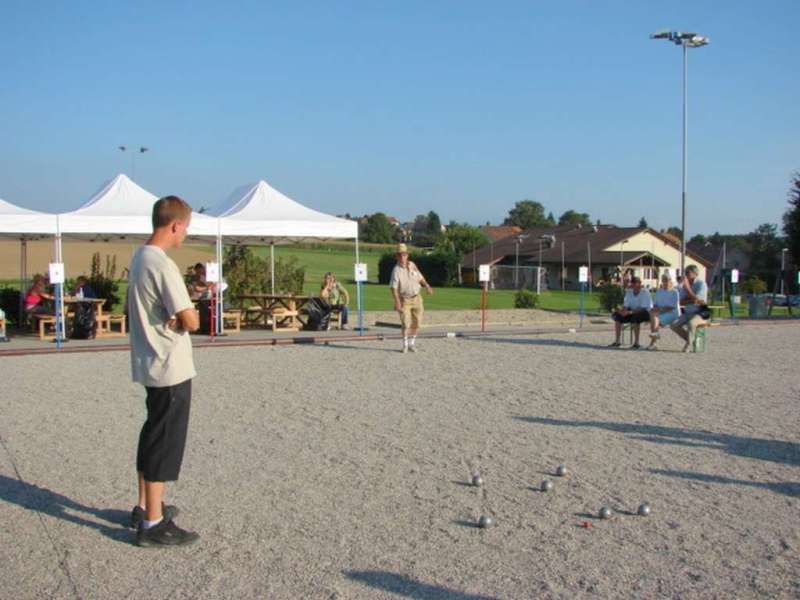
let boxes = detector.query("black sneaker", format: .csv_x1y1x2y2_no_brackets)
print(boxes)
130,503,180,529
136,519,199,548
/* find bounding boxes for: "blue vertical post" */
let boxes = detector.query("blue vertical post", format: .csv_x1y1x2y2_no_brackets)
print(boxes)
55,282,63,349
357,280,363,336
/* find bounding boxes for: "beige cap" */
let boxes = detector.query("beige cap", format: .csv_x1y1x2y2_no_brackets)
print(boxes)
396,243,409,254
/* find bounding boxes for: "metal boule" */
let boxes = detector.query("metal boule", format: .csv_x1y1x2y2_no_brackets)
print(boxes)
540,480,554,492
478,515,493,528
472,474,483,487
599,506,613,520
637,503,651,517
556,464,567,477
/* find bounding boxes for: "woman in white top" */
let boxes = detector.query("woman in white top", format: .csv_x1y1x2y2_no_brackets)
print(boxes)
648,272,681,350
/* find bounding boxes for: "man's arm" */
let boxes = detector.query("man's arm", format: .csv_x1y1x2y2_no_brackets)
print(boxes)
171,307,199,332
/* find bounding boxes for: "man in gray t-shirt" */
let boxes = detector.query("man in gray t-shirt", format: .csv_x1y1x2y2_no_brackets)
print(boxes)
670,264,708,352
128,195,200,547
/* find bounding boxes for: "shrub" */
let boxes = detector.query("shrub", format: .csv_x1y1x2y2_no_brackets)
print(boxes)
87,252,121,312
514,289,539,309
223,245,306,300
740,276,767,295
378,249,460,287
598,284,624,313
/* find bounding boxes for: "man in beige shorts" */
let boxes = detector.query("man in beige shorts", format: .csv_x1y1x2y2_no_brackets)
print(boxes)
389,243,433,353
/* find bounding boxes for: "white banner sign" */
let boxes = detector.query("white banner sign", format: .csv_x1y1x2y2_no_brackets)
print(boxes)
578,266,589,283
354,263,368,282
730,268,739,284
478,264,490,283
49,262,65,284
205,262,220,283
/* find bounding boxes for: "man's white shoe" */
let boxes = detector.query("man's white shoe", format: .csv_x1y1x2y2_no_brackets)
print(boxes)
409,345,417,353
401,346,408,354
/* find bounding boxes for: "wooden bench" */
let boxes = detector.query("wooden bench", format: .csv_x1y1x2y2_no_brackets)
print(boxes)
270,307,300,332
97,314,126,337
222,309,242,333
33,314,58,340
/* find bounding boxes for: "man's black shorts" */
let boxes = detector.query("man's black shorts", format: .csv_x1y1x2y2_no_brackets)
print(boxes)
612,309,650,324
137,379,192,482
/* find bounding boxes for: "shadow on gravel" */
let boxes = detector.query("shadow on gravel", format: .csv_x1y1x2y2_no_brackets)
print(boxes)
0,474,132,543
651,469,800,498
345,570,497,600
463,337,617,351
514,417,800,467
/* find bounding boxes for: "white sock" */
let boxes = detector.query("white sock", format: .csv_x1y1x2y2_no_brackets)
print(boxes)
409,336,416,346
142,517,163,530
403,336,408,348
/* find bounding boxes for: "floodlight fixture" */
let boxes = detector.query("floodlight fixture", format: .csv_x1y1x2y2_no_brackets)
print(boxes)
650,28,709,275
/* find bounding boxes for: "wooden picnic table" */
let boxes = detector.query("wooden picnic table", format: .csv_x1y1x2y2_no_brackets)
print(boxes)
238,294,311,331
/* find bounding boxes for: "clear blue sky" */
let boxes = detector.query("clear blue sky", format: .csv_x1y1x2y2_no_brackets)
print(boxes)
1,1,797,236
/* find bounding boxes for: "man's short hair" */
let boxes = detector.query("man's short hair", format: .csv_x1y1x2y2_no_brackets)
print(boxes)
685,265,699,275
631,276,642,284
152,196,192,229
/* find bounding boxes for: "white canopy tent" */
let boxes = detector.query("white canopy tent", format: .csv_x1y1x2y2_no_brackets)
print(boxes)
0,198,58,323
0,175,361,337
207,180,361,334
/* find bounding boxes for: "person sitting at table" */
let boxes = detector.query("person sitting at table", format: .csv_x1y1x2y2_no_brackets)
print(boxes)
187,263,215,301
320,272,350,329
647,272,680,350
71,276,97,299
24,274,54,318
609,276,652,349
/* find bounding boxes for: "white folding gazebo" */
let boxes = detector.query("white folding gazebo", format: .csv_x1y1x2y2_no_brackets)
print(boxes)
207,180,360,333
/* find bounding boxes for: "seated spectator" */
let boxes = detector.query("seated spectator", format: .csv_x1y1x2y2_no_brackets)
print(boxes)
71,276,97,298
24,274,54,318
187,263,215,301
647,272,680,350
609,276,652,349
670,264,710,353
320,272,350,330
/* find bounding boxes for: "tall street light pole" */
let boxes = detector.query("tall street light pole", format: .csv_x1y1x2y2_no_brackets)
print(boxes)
650,29,709,276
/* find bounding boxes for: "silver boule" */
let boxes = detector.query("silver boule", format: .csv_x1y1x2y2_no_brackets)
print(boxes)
540,479,554,492
478,515,493,528
599,506,613,520
637,503,651,517
556,464,567,477
471,474,483,487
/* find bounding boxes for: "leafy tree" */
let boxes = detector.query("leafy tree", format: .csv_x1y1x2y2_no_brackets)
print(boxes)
546,212,556,226
558,210,592,227
426,211,442,236
746,223,783,288
782,171,800,269
504,200,550,229
638,217,648,228
689,234,707,245
665,226,683,239
436,222,490,257
360,212,396,244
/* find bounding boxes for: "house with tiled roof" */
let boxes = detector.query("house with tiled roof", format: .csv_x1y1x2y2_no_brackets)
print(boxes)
461,224,711,290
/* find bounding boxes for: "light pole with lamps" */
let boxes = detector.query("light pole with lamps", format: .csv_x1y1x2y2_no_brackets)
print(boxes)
781,247,789,295
650,29,709,276
118,145,150,179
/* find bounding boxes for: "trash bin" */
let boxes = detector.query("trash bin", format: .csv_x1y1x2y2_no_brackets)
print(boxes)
748,295,768,318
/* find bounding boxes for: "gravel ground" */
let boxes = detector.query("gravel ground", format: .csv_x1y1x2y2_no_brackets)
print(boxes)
0,323,798,599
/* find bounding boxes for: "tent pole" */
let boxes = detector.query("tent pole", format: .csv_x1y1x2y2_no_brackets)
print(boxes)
270,242,275,295
355,235,363,335
216,218,224,335
19,239,27,324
